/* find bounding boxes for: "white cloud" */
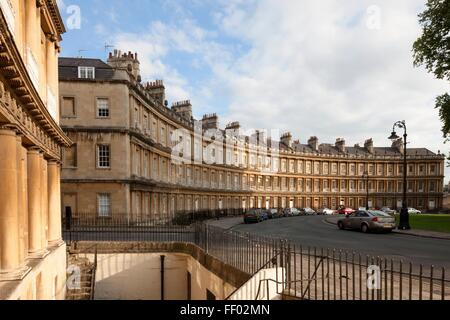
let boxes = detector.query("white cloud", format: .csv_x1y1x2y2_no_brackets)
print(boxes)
211,0,447,156
109,0,449,180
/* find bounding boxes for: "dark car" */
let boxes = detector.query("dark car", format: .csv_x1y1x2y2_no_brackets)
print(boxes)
260,210,269,221
244,209,263,224
267,208,281,219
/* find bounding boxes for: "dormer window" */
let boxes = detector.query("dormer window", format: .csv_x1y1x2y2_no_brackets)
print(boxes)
78,66,95,79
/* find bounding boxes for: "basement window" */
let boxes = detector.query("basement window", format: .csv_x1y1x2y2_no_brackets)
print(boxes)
97,194,111,217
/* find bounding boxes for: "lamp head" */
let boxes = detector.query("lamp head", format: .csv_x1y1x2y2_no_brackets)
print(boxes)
388,131,400,141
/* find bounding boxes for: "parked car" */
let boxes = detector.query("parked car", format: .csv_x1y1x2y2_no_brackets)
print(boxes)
268,208,281,219
318,207,336,215
381,207,397,216
303,207,317,215
337,210,396,233
261,210,269,220
337,207,355,215
282,208,292,217
244,209,263,224
283,208,301,217
408,208,422,214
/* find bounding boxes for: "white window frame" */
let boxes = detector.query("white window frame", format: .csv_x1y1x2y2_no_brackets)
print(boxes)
96,98,110,118
78,66,95,79
97,144,111,168
97,194,111,217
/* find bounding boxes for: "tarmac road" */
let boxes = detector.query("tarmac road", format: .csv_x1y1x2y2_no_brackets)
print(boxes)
231,215,450,269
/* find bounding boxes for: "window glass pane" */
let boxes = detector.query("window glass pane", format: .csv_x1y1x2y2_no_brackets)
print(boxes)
98,194,111,217
97,145,110,168
78,66,95,79
97,98,109,117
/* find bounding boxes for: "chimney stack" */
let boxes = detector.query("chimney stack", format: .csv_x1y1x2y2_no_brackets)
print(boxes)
391,138,404,154
171,100,192,120
335,138,346,153
202,113,219,130
280,132,293,148
308,136,319,152
107,50,141,80
145,80,166,106
364,138,374,154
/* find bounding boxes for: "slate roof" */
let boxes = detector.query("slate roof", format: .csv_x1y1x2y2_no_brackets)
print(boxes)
283,141,437,157
59,57,114,81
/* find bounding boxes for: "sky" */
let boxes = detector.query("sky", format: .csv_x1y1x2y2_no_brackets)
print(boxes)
57,0,449,182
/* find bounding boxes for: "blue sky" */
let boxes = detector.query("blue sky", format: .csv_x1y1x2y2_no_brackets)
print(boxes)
57,0,449,181
58,0,247,118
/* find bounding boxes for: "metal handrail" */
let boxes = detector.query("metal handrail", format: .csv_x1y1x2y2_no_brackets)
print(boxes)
225,251,283,300
90,246,98,300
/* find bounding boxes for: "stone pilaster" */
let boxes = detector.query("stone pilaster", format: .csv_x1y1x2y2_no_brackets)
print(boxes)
40,155,49,250
27,148,48,259
16,135,29,264
0,127,30,281
47,161,63,246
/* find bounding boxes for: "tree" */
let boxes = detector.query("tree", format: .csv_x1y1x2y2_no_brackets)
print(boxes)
413,0,450,141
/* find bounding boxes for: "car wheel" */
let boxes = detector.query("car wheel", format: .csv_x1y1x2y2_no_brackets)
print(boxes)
338,221,344,230
361,224,369,233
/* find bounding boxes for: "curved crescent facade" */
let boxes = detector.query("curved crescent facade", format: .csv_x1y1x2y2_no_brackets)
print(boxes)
59,52,445,221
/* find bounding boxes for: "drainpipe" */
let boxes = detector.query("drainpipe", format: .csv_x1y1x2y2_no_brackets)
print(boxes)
160,255,165,300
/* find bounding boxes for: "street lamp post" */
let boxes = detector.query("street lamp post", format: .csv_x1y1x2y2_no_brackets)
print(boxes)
362,171,369,210
388,120,411,230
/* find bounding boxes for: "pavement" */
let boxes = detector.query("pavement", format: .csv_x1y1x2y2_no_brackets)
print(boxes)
207,215,450,269
206,217,244,230
323,216,450,240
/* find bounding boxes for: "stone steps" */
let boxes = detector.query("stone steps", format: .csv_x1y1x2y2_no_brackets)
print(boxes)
66,253,96,300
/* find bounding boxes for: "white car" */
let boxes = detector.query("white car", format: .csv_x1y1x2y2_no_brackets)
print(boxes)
303,207,317,215
319,208,336,215
408,208,422,214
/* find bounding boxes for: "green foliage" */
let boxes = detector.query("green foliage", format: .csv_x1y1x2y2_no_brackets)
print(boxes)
413,0,450,163
436,93,450,140
413,0,450,81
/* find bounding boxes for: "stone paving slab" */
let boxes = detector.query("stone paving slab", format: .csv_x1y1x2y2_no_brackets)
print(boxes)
206,217,245,230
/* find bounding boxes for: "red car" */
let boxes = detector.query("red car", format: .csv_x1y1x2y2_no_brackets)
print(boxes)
337,207,355,215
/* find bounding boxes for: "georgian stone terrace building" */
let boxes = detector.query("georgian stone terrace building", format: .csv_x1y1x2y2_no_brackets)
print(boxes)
0,0,70,299
59,51,445,221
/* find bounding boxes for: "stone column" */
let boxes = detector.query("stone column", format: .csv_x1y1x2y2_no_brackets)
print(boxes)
27,148,47,258
0,127,30,280
40,155,49,249
25,0,38,51
46,34,58,122
47,161,63,246
16,135,29,264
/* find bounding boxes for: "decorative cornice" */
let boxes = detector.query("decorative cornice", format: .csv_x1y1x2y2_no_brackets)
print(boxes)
44,0,66,36
0,13,72,151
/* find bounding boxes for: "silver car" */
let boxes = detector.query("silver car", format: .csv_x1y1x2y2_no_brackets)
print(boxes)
303,207,317,215
338,210,396,233
381,207,396,216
